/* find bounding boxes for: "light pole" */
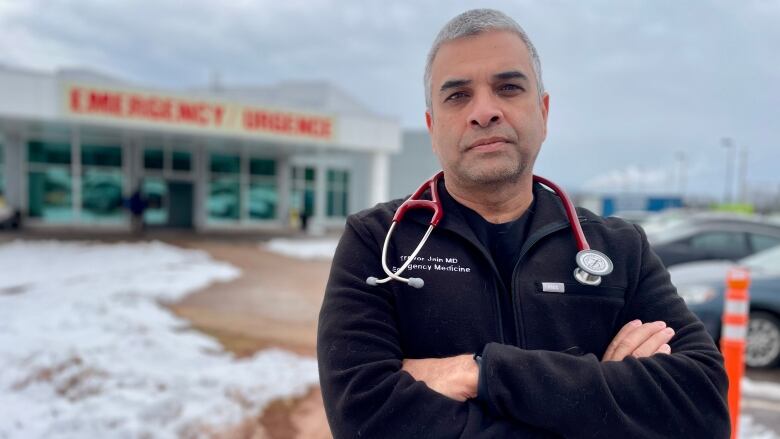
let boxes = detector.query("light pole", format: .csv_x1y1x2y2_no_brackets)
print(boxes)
675,151,687,200
721,137,735,204
738,145,748,204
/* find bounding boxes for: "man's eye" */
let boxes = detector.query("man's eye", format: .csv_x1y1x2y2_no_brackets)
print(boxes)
499,84,524,93
445,92,468,102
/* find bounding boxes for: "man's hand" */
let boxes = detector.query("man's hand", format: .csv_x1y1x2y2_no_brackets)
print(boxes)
402,354,478,402
602,319,675,362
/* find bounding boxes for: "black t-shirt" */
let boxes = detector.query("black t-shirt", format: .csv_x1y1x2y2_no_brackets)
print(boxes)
442,185,536,345
456,195,535,287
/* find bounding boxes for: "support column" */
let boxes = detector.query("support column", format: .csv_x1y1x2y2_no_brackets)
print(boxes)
370,151,390,206
71,127,81,221
311,161,327,235
193,144,207,231
277,156,291,228
3,129,24,210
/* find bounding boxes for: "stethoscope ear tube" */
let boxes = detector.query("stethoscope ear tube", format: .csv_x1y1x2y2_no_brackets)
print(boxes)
365,221,433,289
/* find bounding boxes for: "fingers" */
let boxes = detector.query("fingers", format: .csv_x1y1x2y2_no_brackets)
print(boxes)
603,320,674,361
603,319,642,360
631,327,675,358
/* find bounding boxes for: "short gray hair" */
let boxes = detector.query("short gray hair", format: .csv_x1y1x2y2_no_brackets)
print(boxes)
424,9,545,110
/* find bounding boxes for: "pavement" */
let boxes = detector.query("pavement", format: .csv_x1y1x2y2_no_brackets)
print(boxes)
167,238,332,439
744,368,780,435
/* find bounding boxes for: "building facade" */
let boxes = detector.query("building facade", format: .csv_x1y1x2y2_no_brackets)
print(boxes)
0,66,400,233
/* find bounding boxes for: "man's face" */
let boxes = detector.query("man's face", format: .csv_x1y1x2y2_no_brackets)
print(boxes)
426,30,550,187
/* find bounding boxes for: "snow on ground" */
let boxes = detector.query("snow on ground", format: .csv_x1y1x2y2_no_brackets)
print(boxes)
264,237,339,260
744,377,780,401
741,378,780,438
742,415,780,439
0,240,319,439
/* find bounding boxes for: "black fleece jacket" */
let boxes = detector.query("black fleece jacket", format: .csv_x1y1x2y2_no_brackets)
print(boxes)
317,180,730,438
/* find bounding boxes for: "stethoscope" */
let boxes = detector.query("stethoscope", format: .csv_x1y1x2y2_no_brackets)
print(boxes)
366,171,614,289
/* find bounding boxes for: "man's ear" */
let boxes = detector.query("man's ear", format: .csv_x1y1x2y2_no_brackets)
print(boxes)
425,111,438,156
540,93,550,139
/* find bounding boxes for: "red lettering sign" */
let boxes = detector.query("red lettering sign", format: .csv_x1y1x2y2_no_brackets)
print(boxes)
320,119,332,137
213,106,224,126
128,96,174,121
178,102,209,125
242,110,332,139
70,88,82,112
66,86,333,140
88,91,122,115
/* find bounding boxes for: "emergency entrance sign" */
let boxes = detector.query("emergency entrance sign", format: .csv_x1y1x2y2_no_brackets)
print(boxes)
61,82,336,142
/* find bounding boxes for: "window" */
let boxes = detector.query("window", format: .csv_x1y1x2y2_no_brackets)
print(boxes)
689,232,748,256
210,154,240,174
81,143,123,221
250,158,275,177
208,153,240,221
144,148,164,170
27,140,74,222
326,170,349,218
749,234,780,253
82,145,121,167
143,177,168,225
290,166,316,218
171,150,192,172
28,140,71,165
249,158,277,220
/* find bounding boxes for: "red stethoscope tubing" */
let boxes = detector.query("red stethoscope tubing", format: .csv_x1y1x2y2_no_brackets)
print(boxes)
531,175,590,252
393,171,590,251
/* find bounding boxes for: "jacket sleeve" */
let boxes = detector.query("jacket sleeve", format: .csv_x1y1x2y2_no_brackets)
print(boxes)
317,216,559,439
476,224,730,438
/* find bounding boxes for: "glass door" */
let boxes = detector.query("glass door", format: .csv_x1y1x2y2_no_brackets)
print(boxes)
290,166,316,224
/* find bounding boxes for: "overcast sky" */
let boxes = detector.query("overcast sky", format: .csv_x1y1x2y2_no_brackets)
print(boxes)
1,0,778,200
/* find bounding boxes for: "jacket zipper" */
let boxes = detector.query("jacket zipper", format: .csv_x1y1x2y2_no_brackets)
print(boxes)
510,217,588,348
442,229,509,344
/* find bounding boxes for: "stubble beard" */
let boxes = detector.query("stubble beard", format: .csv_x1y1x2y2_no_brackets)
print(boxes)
453,152,530,187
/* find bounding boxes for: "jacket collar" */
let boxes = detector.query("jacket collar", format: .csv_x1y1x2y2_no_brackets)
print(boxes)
405,175,572,236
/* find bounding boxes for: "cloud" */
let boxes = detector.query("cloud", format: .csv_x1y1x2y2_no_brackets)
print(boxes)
582,165,675,194
1,0,778,199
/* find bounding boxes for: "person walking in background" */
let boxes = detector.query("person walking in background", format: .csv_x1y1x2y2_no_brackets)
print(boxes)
125,185,148,235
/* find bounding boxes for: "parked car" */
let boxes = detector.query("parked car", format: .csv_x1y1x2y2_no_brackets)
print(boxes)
647,213,780,267
611,210,656,226
670,245,780,368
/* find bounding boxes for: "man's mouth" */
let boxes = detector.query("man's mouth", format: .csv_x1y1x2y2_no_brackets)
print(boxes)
467,137,511,152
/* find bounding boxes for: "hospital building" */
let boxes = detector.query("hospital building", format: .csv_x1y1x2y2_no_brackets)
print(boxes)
0,65,403,233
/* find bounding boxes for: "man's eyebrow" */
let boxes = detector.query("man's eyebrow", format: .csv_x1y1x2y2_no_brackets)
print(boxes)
494,71,529,81
439,79,471,94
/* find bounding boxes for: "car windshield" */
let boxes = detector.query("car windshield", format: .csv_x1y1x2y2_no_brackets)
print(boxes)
645,222,697,245
641,211,700,242
740,245,780,275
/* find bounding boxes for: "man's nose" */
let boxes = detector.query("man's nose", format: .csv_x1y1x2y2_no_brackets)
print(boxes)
468,92,503,128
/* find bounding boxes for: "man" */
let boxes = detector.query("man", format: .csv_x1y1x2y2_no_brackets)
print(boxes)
318,9,729,438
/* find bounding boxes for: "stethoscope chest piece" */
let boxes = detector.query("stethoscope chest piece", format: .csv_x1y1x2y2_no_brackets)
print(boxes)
573,249,614,286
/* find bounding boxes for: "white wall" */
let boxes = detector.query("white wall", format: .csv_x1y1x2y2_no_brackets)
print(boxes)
0,67,59,120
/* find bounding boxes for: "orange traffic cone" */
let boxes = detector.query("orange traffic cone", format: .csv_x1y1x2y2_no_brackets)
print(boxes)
720,267,750,439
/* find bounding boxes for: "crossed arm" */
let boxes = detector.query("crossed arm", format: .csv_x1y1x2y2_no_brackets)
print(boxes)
402,319,676,402
318,219,729,438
